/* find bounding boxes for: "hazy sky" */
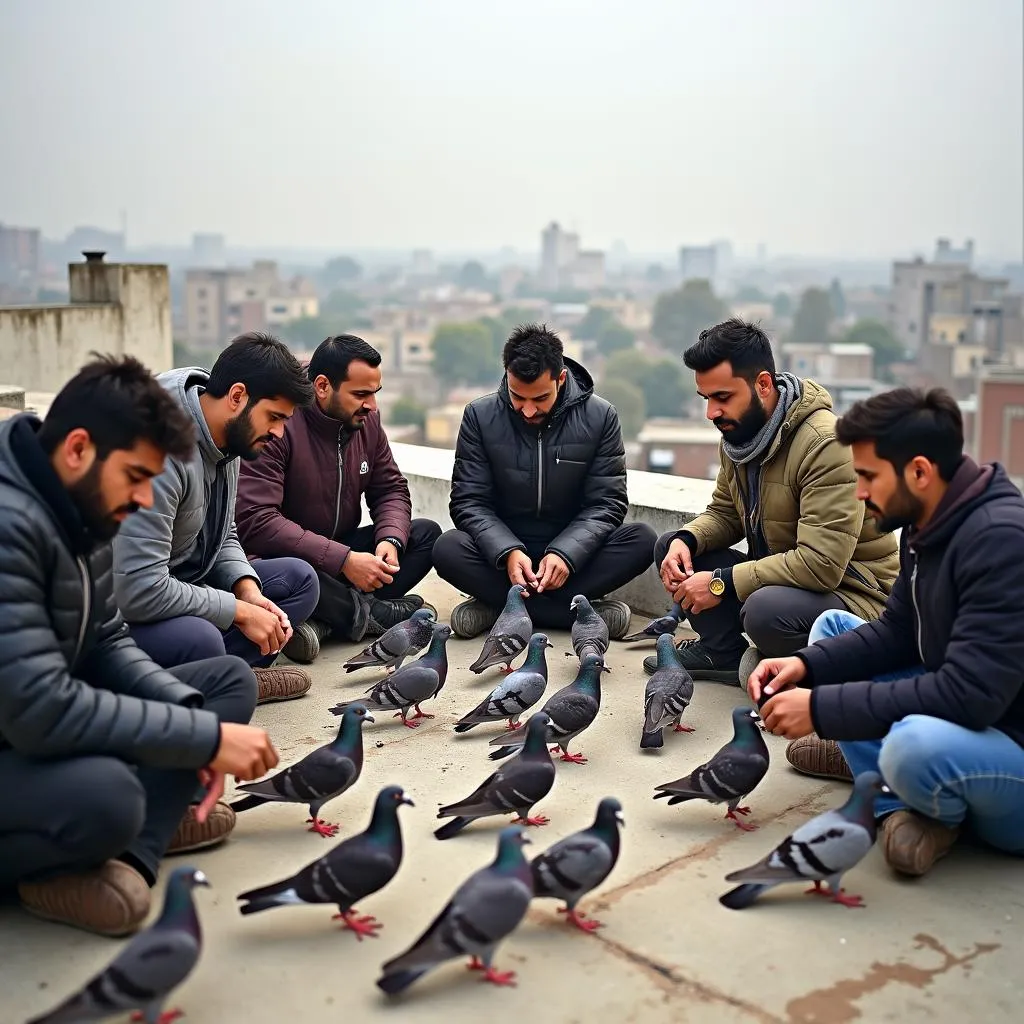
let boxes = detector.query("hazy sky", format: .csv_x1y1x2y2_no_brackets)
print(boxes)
2,0,1022,260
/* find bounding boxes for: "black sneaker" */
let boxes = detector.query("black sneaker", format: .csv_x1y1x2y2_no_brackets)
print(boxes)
366,595,431,636
592,600,632,640
642,637,741,683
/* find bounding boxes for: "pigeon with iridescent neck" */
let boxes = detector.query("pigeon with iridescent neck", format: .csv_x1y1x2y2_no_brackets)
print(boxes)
343,607,436,674
469,584,532,673
640,633,695,749
568,594,609,661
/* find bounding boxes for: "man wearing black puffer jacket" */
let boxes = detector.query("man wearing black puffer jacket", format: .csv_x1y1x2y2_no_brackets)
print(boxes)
433,323,656,637
0,355,277,938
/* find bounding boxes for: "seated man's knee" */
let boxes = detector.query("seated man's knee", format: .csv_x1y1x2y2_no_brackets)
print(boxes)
809,608,864,644
738,587,782,647
283,556,321,604
431,529,471,573
878,715,948,794
653,529,680,563
63,759,147,860
181,618,229,661
413,518,443,548
205,654,259,721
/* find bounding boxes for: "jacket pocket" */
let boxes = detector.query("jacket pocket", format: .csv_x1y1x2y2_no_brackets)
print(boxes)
844,562,883,593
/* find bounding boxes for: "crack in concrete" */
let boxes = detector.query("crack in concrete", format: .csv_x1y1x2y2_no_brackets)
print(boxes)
783,932,1002,1023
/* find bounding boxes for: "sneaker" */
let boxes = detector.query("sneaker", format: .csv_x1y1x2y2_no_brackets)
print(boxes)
18,859,151,937
592,599,632,640
282,618,332,664
166,800,236,855
642,637,741,683
737,645,763,690
450,598,499,639
366,595,430,637
881,810,959,877
254,665,311,704
785,733,853,782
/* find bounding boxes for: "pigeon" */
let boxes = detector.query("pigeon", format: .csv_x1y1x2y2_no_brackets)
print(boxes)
454,632,553,733
488,652,608,764
530,796,624,933
231,703,373,837
469,584,532,674
640,632,695,749
376,825,534,995
343,607,436,674
26,866,209,1024
568,594,609,661
435,712,556,839
719,771,890,910
653,706,770,830
237,784,414,939
329,624,451,728
620,601,683,643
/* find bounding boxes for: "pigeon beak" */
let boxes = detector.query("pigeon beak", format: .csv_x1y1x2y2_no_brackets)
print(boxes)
364,712,376,724
520,835,533,846
615,811,625,827
193,869,211,888
880,784,892,794
545,642,554,649
401,796,415,807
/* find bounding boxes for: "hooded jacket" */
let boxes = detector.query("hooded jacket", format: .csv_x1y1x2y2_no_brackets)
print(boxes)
450,357,628,572
112,367,259,629
0,414,221,765
680,378,899,620
801,457,1024,746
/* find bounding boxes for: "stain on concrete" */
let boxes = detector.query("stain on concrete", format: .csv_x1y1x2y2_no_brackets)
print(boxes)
784,933,1001,1023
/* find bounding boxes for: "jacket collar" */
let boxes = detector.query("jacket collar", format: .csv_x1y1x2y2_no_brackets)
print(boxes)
305,396,354,440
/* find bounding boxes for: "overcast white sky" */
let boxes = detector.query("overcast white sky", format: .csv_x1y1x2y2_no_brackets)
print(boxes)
1,0,1021,260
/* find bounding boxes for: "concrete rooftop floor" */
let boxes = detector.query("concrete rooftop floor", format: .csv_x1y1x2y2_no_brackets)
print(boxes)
4,572,1022,1023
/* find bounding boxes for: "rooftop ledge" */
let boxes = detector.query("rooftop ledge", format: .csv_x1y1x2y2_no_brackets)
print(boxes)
391,442,716,618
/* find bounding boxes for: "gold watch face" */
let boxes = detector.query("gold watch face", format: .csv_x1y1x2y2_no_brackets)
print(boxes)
709,578,725,596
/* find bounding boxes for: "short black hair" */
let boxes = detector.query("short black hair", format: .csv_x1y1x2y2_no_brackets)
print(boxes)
683,318,776,383
37,353,196,461
308,334,382,388
835,386,964,481
206,331,314,407
502,323,564,383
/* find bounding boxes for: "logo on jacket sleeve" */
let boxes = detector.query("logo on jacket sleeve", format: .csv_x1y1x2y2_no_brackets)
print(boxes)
359,460,369,474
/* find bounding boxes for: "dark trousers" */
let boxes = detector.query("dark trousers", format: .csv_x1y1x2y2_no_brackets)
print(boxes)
314,519,443,640
0,655,256,890
128,557,320,669
433,522,658,630
653,531,847,660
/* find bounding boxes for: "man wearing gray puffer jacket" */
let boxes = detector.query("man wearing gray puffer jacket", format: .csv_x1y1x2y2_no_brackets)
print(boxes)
0,355,278,938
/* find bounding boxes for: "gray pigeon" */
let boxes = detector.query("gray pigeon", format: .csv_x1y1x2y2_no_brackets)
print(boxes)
26,866,209,1024
621,601,682,643
530,796,624,933
231,703,373,837
435,712,556,839
330,624,451,727
454,633,553,733
237,784,414,939
343,607,436,674
469,584,532,673
568,594,609,661
376,825,534,995
719,771,890,910
653,706,769,830
640,632,695,749
489,653,608,764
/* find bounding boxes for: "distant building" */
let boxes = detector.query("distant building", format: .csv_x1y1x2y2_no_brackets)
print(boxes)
540,221,581,290
974,367,1024,488
636,419,722,479
191,233,226,268
678,245,718,287
0,224,41,289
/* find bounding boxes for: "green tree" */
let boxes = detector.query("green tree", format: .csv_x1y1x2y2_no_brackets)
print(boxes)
842,319,906,382
431,322,498,386
597,379,645,441
789,287,834,344
321,255,362,288
575,306,617,340
458,260,489,291
604,351,684,418
829,277,847,320
734,285,769,303
596,323,636,356
772,292,793,318
389,396,427,429
320,289,365,317
277,315,334,350
651,279,729,350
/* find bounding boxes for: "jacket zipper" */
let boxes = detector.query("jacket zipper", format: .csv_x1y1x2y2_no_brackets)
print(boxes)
331,430,344,539
536,434,544,515
73,555,91,667
910,553,924,662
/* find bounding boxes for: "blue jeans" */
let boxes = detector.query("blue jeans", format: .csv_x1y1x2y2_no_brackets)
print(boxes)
129,557,320,669
810,610,1024,855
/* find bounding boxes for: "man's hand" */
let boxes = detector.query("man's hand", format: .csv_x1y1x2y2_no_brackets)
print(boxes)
375,540,400,573
660,537,694,593
674,571,721,616
233,601,288,657
194,767,225,824
506,550,538,592
536,553,570,593
760,688,815,739
342,550,395,592
746,655,808,704
210,722,279,780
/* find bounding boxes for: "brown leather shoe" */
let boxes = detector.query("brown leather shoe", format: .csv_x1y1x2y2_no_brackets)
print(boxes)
166,800,236,855
785,733,853,782
18,859,151,937
881,809,959,877
255,665,311,703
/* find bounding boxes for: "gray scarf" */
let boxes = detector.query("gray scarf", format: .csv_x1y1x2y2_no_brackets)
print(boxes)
721,372,803,466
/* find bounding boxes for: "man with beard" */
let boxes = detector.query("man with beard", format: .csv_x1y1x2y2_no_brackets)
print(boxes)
112,332,320,704
649,318,899,686
749,387,1024,877
432,322,656,636
0,355,278,936
235,334,442,659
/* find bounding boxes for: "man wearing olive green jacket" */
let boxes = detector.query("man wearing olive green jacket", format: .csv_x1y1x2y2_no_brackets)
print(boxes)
646,318,899,688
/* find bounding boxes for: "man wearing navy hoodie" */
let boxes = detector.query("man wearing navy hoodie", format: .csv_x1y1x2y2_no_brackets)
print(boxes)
748,386,1024,878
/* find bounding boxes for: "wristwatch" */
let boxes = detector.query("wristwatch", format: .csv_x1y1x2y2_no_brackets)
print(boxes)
708,568,726,597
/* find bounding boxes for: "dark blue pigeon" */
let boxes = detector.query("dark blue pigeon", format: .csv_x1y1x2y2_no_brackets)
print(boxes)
569,594,609,661
343,607,436,674
640,633,695,749
620,601,682,643
469,584,532,673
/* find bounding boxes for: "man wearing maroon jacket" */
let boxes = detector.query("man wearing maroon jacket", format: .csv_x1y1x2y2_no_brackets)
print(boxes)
235,335,441,663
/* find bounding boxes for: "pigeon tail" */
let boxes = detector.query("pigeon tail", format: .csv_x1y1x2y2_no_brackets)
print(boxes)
229,793,269,813
376,967,430,996
718,883,771,910
640,730,664,750
434,816,472,841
